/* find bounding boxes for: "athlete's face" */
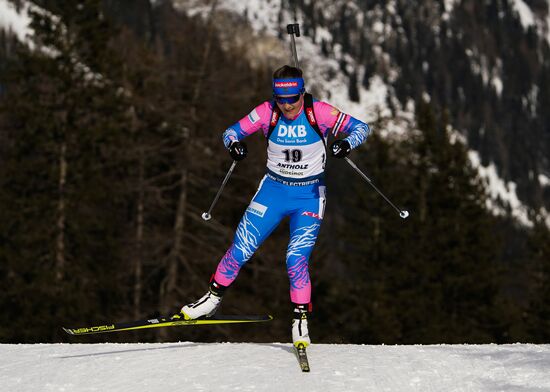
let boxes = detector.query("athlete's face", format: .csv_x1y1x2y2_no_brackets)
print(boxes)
275,94,304,119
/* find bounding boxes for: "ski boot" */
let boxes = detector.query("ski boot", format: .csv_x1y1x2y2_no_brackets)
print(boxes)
175,280,226,320
292,303,311,348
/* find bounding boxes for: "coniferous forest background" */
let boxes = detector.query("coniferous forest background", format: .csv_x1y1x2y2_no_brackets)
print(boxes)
1,0,549,345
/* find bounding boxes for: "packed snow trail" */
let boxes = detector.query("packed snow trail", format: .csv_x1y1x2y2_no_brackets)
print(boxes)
1,343,549,391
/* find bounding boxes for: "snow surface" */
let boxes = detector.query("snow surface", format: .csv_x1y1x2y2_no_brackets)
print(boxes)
184,0,282,36
442,0,459,21
511,0,536,29
0,0,33,45
468,151,533,227
540,174,550,187
1,343,550,391
510,0,550,45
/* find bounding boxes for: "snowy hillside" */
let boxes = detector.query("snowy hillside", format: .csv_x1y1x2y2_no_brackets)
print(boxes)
0,0,34,47
1,343,550,391
176,0,550,228
1,0,548,226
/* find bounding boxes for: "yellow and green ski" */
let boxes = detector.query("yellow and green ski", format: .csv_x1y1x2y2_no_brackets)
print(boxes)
63,314,273,336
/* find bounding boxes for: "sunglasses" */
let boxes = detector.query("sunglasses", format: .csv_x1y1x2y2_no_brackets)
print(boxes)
274,94,302,104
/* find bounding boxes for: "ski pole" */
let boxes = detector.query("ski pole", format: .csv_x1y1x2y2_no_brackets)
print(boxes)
202,160,238,221
285,22,407,219
344,157,410,219
287,23,300,68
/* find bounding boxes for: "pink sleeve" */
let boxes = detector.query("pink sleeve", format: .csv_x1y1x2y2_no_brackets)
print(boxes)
312,101,351,137
235,101,274,137
223,101,274,147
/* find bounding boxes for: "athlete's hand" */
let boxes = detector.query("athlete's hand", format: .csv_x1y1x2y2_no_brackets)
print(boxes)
229,141,248,161
330,139,351,158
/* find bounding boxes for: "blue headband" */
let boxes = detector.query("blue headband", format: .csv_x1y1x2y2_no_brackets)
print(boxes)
273,78,305,96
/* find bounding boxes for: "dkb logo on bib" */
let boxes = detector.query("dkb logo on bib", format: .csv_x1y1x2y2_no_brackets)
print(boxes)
277,125,307,138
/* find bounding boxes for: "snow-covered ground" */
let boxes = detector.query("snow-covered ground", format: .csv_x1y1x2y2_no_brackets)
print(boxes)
1,343,550,391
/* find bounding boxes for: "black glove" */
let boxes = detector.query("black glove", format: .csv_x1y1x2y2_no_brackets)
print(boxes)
330,139,351,158
229,141,248,161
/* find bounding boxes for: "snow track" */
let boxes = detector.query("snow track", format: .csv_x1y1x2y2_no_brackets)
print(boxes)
1,343,549,391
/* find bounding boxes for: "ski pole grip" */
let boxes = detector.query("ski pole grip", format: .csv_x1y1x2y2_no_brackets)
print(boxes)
287,23,300,37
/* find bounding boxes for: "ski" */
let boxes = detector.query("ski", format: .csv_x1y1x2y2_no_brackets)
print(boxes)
295,343,310,372
63,314,273,336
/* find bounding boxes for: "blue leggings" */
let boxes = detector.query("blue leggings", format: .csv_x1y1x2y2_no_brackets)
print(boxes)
213,176,326,304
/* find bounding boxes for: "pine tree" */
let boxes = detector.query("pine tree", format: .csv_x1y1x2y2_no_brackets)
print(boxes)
399,100,504,343
318,100,507,344
0,0,130,342
525,219,550,342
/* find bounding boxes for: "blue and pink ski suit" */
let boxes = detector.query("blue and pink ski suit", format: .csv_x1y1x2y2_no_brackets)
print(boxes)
213,98,370,305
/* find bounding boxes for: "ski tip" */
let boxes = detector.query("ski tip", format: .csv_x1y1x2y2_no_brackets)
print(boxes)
62,327,75,335
259,314,274,322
